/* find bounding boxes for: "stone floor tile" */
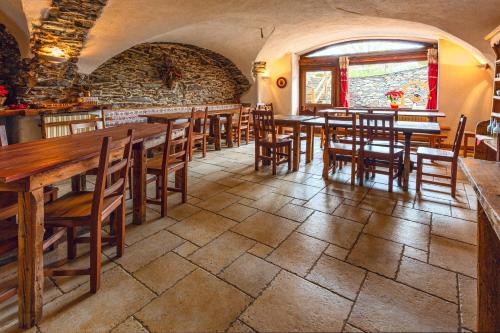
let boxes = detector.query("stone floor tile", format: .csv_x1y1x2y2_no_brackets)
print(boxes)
168,210,237,246
414,196,452,216
403,245,428,262
272,182,322,201
392,205,432,225
276,203,314,222
267,232,328,276
397,256,457,302
322,182,367,201
347,234,403,278
189,180,230,200
458,274,477,332
307,255,366,300
39,267,155,333
134,252,196,294
304,192,343,213
248,192,293,213
364,213,430,250
227,320,256,333
359,195,396,215
227,182,274,200
231,211,298,247
219,202,258,222
166,203,201,221
173,241,199,257
298,211,363,249
451,206,477,223
332,204,371,224
343,323,364,332
189,231,255,274
125,214,176,246
324,244,350,260
432,214,477,245
111,317,149,333
136,269,252,332
114,230,183,273
240,270,352,332
291,198,307,206
196,192,241,212
220,253,280,297
429,235,477,278
247,242,274,258
349,273,458,332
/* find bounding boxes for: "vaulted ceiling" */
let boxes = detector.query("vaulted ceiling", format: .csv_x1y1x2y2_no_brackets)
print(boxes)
3,0,500,79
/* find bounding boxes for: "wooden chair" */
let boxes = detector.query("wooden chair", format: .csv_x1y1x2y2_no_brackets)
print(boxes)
358,114,404,192
146,119,192,217
253,109,292,175
70,121,98,134
190,107,208,161
44,130,134,293
323,113,359,185
233,106,251,146
416,115,467,197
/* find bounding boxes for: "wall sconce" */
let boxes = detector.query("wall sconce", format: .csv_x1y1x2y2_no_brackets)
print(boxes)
252,61,267,77
38,46,68,64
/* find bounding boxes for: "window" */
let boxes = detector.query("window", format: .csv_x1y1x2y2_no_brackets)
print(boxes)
304,70,333,105
306,40,427,58
348,61,429,108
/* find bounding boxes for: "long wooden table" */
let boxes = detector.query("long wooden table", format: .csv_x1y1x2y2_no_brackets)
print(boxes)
459,158,500,332
0,123,168,328
143,107,241,150
318,109,446,121
303,118,441,191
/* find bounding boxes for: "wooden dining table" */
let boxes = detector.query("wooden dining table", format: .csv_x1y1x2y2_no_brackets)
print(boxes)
318,109,446,122
303,118,441,191
142,107,241,150
0,122,169,328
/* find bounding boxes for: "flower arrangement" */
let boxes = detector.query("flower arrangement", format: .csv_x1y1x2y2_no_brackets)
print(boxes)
385,90,404,109
0,85,8,107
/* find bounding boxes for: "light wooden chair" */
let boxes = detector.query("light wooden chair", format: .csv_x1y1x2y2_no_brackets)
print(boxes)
44,130,134,293
190,107,208,161
146,119,192,217
253,109,292,175
232,106,251,146
416,115,467,197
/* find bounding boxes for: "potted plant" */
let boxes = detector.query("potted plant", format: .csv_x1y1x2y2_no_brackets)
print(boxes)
385,90,404,109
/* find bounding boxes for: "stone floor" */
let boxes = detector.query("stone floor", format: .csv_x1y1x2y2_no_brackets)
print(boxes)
0,139,478,333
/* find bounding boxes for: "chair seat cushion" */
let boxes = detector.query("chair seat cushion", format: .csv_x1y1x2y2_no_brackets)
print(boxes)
363,145,403,155
416,147,453,159
45,191,122,223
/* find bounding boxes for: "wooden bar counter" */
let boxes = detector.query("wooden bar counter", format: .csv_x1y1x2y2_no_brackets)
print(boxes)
459,158,500,332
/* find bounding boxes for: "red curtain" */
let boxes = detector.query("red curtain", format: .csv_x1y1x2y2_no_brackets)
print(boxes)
340,56,349,107
426,49,438,109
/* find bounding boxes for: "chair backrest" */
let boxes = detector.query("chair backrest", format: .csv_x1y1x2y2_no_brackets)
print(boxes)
324,113,356,152
70,121,98,135
451,115,467,158
92,129,134,222
190,107,209,135
238,106,251,128
253,109,276,144
299,106,317,117
161,118,193,171
0,125,8,146
359,113,396,152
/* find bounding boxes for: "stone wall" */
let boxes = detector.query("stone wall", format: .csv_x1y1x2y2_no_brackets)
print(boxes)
19,0,108,103
348,67,428,108
0,24,22,104
88,43,251,106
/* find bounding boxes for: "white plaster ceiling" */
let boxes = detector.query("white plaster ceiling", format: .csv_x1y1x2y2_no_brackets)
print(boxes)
2,0,500,76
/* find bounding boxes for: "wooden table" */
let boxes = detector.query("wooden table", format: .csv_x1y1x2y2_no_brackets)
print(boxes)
142,108,240,150
303,118,441,191
318,109,446,121
0,123,168,328
459,158,500,332
273,115,317,171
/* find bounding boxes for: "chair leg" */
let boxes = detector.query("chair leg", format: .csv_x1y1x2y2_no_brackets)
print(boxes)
322,149,329,179
287,143,292,172
160,174,168,217
350,156,356,186
182,167,188,203
67,227,77,260
331,153,337,174
397,155,403,187
202,138,207,158
272,147,277,175
115,199,126,258
128,168,133,199
388,159,394,193
416,155,423,192
255,144,260,171
90,219,102,294
451,162,457,197
189,138,194,162
245,128,250,144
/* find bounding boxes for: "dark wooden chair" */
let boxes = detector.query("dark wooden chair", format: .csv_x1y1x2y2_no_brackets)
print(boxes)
44,130,134,293
253,109,292,175
323,113,359,185
190,107,208,161
358,113,404,192
416,115,467,197
146,119,192,217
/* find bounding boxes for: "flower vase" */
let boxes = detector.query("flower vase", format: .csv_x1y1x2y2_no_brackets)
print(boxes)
390,103,399,110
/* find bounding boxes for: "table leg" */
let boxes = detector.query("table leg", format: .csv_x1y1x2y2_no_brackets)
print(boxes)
132,142,146,225
226,114,234,148
17,187,44,329
306,125,314,164
214,116,221,151
403,132,412,191
293,122,301,171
